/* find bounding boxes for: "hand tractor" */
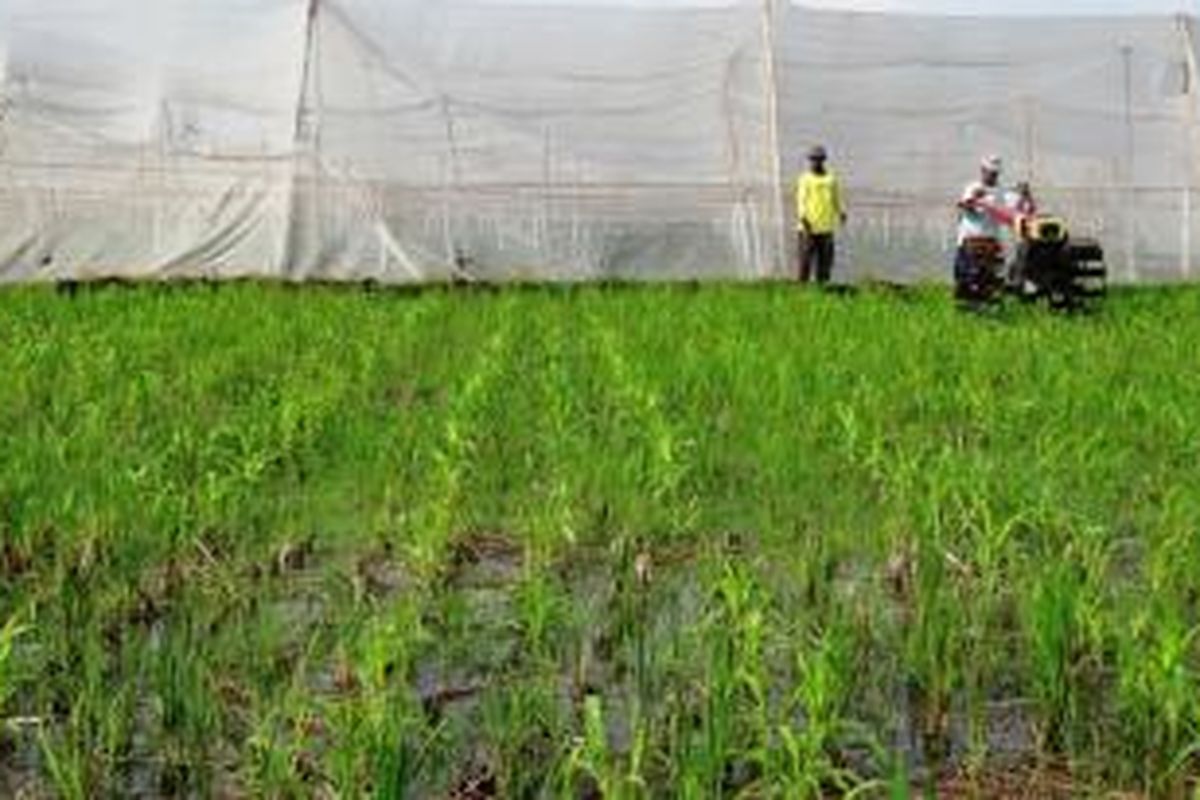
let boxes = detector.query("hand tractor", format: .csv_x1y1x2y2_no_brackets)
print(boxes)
1008,215,1106,310
957,198,1107,311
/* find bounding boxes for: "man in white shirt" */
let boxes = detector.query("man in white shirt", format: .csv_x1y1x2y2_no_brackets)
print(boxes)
954,155,1008,301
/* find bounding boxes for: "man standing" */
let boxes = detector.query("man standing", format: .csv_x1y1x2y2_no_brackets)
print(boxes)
796,145,846,283
954,154,1008,301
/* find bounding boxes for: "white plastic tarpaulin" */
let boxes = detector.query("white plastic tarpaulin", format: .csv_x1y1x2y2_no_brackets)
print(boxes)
0,0,307,281
1,1,1198,283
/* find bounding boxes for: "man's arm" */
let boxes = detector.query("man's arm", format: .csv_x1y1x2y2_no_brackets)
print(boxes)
960,185,1018,227
957,184,984,212
797,175,811,234
834,175,847,224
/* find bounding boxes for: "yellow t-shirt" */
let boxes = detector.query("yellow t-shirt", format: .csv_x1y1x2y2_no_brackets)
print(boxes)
796,170,843,234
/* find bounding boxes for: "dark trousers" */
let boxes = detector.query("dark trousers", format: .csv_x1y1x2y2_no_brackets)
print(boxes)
799,232,835,283
953,246,974,291
954,240,1002,301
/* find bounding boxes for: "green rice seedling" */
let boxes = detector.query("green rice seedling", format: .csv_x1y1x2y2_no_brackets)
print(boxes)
353,599,428,696
558,691,651,800
899,495,968,771
20,569,129,790
245,705,306,797
363,695,427,800
31,616,132,792
1112,517,1200,788
664,558,771,796
1164,719,1200,800
514,569,568,667
773,617,872,797
327,597,435,795
518,296,588,564
1019,555,1090,756
405,297,517,582
952,502,1020,776
64,625,141,793
5,284,1200,793
238,627,330,795
481,678,566,797
604,532,653,701
152,621,221,793
323,699,371,797
586,305,697,540
38,724,88,800
1114,596,1200,792
97,679,139,791
0,612,27,713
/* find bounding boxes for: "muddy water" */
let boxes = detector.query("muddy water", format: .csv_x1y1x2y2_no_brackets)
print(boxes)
0,718,42,798
1,540,1048,795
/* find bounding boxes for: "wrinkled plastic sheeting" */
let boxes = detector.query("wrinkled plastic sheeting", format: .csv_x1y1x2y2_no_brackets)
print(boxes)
287,0,780,282
2,1,1200,283
0,0,781,283
0,0,309,281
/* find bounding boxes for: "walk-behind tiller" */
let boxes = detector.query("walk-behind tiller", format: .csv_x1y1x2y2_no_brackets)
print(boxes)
959,201,1107,311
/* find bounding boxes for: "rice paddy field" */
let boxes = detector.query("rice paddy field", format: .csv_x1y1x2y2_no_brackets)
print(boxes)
1,282,1199,798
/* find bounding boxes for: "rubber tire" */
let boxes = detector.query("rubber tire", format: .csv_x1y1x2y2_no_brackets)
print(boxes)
1066,238,1104,263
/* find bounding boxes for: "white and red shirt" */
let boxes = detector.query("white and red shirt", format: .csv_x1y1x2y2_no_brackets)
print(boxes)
957,181,1006,244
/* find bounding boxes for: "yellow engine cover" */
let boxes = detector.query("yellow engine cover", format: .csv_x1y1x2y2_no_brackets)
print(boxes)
1025,215,1069,243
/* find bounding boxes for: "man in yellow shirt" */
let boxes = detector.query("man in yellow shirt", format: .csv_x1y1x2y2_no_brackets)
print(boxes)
796,145,847,283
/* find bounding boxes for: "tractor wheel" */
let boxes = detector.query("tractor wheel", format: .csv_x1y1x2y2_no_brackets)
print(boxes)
1048,290,1075,311
1066,238,1104,263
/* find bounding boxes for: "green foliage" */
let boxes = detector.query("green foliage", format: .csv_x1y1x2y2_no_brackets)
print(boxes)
0,613,27,713
0,283,1198,794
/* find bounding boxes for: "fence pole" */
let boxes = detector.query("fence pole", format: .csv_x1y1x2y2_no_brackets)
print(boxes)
1177,14,1199,280
761,0,787,278
1121,44,1137,282
279,0,323,279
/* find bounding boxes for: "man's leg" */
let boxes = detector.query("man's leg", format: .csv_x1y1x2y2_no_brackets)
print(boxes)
816,235,834,284
953,246,972,299
798,232,813,282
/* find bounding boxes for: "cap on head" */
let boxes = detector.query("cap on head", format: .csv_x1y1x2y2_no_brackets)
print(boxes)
980,154,1002,173
808,145,828,161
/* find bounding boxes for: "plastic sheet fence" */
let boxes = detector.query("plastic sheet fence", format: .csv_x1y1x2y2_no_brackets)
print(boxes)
2,1,1198,283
